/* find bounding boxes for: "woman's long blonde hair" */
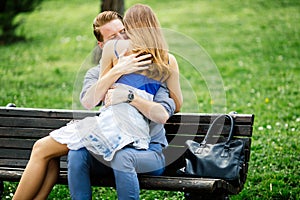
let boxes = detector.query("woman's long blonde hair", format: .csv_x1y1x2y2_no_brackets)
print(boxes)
123,4,170,82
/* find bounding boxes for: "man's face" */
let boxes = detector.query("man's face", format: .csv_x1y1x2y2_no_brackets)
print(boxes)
98,19,126,48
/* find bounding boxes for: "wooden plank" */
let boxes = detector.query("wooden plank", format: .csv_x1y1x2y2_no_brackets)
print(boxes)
0,107,99,119
0,169,238,195
138,175,239,194
0,117,70,129
0,127,52,138
166,135,251,148
0,159,28,168
0,159,67,169
0,169,23,181
0,138,35,149
0,107,254,125
0,123,252,138
165,124,253,137
168,113,254,125
0,149,31,159
59,172,239,194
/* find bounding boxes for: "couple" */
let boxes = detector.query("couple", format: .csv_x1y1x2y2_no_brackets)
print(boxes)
13,4,183,200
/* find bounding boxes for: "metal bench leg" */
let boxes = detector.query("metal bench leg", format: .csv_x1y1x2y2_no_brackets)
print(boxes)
0,180,3,200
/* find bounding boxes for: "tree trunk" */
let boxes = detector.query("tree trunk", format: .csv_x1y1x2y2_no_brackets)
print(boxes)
101,0,124,16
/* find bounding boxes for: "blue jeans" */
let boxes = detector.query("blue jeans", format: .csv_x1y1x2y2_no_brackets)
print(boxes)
68,143,165,200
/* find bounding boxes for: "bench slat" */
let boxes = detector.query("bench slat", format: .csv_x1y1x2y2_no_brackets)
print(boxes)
0,149,31,159
0,138,35,149
0,127,51,138
0,160,67,169
138,175,239,194
0,117,70,129
168,113,254,125
165,123,252,137
0,123,252,137
0,107,99,119
0,107,254,125
0,169,239,195
0,159,28,168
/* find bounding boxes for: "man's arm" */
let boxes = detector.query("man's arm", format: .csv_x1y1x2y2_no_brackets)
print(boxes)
79,66,101,106
152,84,176,118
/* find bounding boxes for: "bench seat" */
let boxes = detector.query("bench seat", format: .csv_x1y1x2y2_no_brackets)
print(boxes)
0,107,254,199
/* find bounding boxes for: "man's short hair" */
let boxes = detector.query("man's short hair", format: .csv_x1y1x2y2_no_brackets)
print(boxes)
93,11,123,42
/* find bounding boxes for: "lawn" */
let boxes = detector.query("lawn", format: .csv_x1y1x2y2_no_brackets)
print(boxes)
1,0,299,199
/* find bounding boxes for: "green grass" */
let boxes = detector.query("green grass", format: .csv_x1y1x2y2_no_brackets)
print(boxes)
1,0,299,199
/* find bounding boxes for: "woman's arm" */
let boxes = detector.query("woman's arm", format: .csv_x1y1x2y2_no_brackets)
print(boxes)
81,40,119,109
131,94,170,124
81,40,152,110
166,54,183,113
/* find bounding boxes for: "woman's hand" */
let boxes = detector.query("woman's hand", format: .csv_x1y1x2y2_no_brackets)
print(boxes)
112,50,152,75
104,85,129,107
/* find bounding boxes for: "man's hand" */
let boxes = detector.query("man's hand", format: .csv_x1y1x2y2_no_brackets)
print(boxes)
104,85,170,124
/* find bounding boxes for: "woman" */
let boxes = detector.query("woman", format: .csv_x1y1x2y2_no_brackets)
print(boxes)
13,4,182,199
65,4,182,161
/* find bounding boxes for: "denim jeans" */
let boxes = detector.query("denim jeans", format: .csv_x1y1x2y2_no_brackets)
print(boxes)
68,143,165,200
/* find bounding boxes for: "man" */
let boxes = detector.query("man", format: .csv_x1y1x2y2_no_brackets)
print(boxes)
68,11,178,200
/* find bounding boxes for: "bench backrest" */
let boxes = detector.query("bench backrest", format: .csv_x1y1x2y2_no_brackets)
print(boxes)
0,107,254,187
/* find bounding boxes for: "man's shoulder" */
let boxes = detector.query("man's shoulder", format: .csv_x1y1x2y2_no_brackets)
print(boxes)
87,65,100,72
85,65,100,78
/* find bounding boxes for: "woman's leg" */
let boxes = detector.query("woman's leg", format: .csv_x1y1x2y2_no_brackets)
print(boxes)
34,158,60,200
13,136,69,200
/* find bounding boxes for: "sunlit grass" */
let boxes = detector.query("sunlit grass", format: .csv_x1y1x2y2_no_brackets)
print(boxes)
1,0,299,199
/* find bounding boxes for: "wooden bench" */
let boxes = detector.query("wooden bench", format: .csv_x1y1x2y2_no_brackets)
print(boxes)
0,106,254,200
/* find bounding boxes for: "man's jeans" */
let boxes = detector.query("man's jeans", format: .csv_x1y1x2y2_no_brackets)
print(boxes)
68,143,165,200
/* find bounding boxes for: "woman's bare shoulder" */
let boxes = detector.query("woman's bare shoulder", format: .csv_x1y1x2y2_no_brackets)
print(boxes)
102,40,116,55
115,40,131,54
102,40,130,58
168,53,176,61
168,53,178,69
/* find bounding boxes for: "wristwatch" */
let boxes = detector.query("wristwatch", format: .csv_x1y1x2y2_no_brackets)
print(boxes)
126,90,134,103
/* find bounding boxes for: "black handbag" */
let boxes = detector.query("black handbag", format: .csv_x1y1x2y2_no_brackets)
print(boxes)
183,114,245,183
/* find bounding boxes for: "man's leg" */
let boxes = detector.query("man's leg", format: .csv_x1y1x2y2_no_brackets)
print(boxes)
68,148,112,200
111,143,165,200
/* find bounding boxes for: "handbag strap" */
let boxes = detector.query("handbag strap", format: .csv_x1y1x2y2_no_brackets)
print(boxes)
200,114,234,146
